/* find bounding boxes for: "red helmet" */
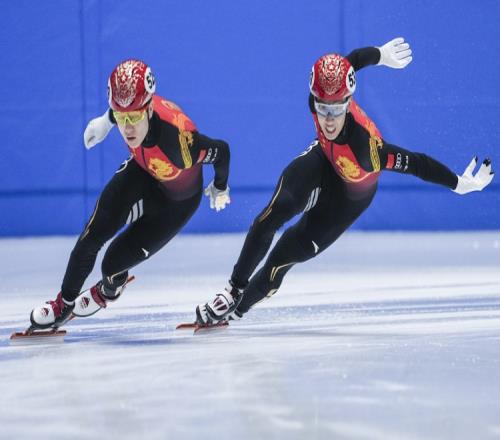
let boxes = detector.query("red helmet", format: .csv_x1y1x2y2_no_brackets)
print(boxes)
108,59,156,111
309,54,356,102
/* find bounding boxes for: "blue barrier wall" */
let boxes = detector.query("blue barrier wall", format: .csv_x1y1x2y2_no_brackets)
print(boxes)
1,0,499,236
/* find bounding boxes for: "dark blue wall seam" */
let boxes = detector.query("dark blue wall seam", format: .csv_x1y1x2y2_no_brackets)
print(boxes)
79,0,88,228
0,189,88,197
98,0,104,195
339,0,345,54
1,184,499,197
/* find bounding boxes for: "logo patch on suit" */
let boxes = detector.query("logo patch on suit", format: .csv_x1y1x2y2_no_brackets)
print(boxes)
335,156,361,180
148,158,179,180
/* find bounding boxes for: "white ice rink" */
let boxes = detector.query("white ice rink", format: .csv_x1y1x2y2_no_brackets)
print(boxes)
1,231,499,440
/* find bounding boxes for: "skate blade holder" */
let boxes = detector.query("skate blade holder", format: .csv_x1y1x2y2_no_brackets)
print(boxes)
9,329,67,345
176,321,229,333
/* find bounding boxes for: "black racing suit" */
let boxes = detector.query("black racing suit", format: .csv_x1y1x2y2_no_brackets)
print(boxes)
61,97,229,301
230,48,458,314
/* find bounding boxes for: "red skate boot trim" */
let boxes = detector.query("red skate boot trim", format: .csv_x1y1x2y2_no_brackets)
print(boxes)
90,284,108,309
48,292,69,318
30,292,74,330
73,276,135,318
213,296,229,311
203,283,243,323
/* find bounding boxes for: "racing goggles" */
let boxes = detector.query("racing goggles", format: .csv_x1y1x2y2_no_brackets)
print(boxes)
314,98,350,118
113,109,147,126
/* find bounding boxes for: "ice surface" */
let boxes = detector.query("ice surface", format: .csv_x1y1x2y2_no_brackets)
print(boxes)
1,232,499,440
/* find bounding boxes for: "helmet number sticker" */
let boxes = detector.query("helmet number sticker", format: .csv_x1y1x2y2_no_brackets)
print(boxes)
145,68,156,93
347,66,356,93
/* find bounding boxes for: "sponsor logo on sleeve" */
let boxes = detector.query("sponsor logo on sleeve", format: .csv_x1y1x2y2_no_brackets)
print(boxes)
393,153,410,171
395,153,402,169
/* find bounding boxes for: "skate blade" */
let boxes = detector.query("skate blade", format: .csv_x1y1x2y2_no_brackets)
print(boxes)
176,322,229,333
9,329,67,345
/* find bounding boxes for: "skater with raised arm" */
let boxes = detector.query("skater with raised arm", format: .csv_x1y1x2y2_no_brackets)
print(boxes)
193,38,494,327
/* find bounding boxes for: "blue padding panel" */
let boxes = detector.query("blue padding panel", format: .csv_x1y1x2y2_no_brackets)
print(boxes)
0,0,499,236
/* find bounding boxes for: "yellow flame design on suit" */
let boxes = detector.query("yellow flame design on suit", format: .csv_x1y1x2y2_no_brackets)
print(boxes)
148,158,178,180
369,135,383,172
178,130,194,168
335,156,361,181
170,113,194,169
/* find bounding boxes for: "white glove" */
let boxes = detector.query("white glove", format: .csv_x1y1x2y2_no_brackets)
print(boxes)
377,37,413,69
204,181,230,211
453,157,494,195
83,109,114,149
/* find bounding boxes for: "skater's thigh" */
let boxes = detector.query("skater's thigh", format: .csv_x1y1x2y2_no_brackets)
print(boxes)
297,186,375,252
81,159,155,241
105,191,202,258
256,143,327,225
279,143,327,208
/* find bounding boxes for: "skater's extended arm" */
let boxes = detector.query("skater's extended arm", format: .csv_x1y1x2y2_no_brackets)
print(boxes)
83,109,114,149
346,47,380,71
380,142,494,193
196,133,230,190
347,37,412,71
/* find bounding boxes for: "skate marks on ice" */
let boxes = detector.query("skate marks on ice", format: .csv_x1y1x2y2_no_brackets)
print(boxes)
1,233,500,439
2,291,500,348
3,281,500,344
0,292,500,440
1,310,184,349
1,296,500,439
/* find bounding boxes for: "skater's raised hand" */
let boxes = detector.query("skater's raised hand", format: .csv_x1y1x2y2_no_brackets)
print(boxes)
204,180,231,211
377,37,413,69
84,110,114,149
453,157,494,195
